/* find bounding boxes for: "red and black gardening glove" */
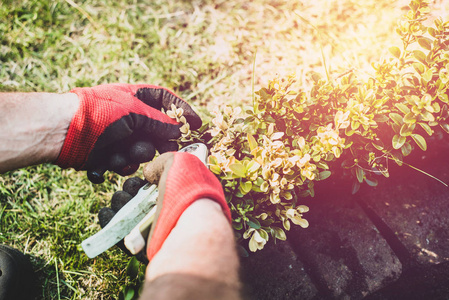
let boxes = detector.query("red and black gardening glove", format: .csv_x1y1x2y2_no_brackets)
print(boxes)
98,152,231,263
55,84,202,183
142,151,232,261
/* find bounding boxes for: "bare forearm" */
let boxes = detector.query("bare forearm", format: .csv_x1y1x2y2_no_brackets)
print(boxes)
0,92,79,173
143,200,241,299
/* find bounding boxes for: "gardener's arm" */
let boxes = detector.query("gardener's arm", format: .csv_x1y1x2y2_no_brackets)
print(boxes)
0,84,201,182
141,152,241,300
0,92,79,173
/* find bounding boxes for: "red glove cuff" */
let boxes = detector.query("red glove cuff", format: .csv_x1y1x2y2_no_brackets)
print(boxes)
56,88,108,169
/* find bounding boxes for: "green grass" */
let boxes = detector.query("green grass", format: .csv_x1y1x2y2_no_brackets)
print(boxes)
0,164,132,299
1,0,449,299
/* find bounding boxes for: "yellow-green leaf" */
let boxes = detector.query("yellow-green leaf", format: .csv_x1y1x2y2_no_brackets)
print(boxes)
209,165,222,175
356,167,364,183
389,46,401,59
400,123,414,136
208,155,218,165
297,205,309,213
372,141,384,151
243,228,254,239
392,134,406,149
418,122,433,136
282,191,293,200
365,177,378,187
391,150,403,166
352,181,360,195
247,133,258,151
239,181,252,194
260,181,269,192
316,161,329,170
401,142,412,156
257,213,268,220
258,228,269,240
345,127,355,136
351,120,360,130
432,102,440,113
373,114,389,122
229,163,246,178
442,105,449,118
411,134,427,151
428,27,437,37
248,236,258,252
272,227,286,241
271,132,284,140
441,123,449,134
422,69,433,82
421,111,435,122
389,113,403,126
412,62,425,74
296,218,309,228
413,50,427,65
247,160,261,173
318,170,331,180
403,112,416,124
395,103,410,114
283,219,291,231
418,37,432,50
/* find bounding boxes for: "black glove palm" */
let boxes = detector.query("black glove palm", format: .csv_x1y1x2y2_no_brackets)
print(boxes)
98,177,149,264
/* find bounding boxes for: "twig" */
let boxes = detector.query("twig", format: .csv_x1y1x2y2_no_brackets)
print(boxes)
387,156,448,187
252,49,257,108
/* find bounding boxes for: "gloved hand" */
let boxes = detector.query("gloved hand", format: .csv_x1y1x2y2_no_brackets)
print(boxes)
98,176,150,264
98,152,231,263
142,151,232,261
55,84,202,183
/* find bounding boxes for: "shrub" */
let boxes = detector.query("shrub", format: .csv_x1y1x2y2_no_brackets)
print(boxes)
177,0,449,252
